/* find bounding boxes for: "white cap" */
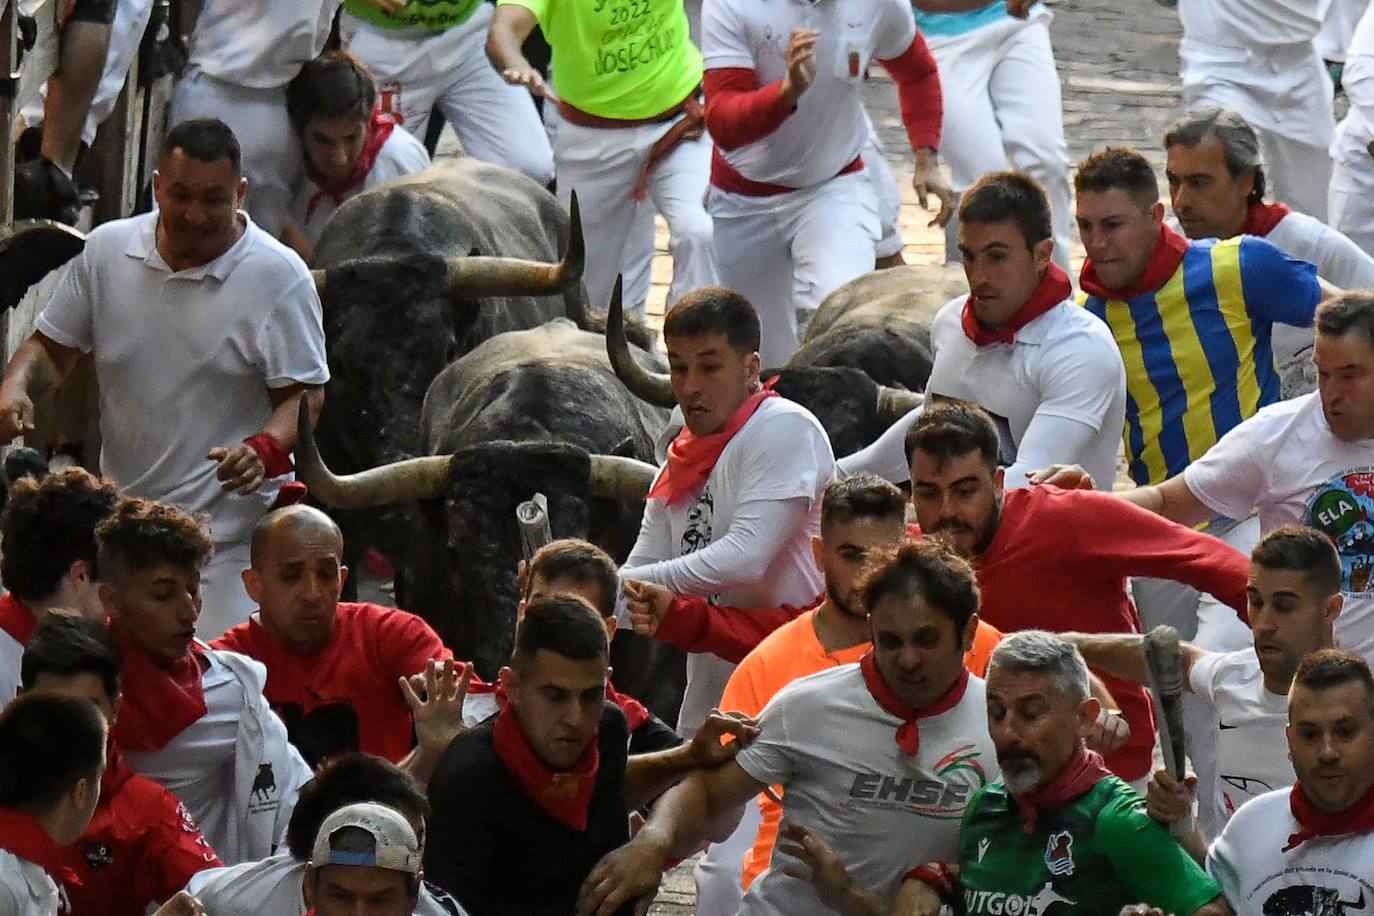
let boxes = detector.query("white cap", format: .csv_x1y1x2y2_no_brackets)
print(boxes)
310,802,421,875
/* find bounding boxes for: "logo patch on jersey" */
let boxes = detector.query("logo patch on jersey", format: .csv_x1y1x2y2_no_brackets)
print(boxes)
965,882,1075,915
1044,831,1074,877
1307,469,1374,594
82,843,114,870
977,837,990,863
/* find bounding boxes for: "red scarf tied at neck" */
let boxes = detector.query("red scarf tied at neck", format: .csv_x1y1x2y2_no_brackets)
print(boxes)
491,691,600,832
1240,200,1292,237
0,808,80,886
110,631,208,753
961,261,1073,347
1283,779,1374,851
859,650,970,756
648,379,779,507
305,110,396,220
1012,742,1113,833
1079,223,1189,300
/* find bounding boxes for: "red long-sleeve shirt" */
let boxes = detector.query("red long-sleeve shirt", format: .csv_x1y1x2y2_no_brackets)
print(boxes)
655,595,821,664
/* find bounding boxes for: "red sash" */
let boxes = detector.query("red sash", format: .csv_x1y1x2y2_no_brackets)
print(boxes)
1241,200,1293,237
1079,223,1189,300
859,651,969,756
1283,780,1374,851
305,110,396,220
111,633,208,753
491,693,600,832
961,262,1072,346
0,593,38,646
648,380,779,507
1013,742,1113,833
0,808,80,886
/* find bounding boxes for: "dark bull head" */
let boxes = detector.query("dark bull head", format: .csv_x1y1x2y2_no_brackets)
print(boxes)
603,276,923,450
0,220,87,313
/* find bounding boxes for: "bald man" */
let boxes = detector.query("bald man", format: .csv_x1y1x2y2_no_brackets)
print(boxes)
212,506,457,774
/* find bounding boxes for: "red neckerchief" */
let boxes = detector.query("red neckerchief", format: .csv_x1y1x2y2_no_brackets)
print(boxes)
604,683,650,731
858,651,969,756
0,807,80,886
648,378,780,506
110,631,208,753
1079,223,1189,300
1241,200,1293,237
1013,742,1113,833
491,691,600,831
1283,779,1374,851
961,262,1073,346
305,110,396,220
0,592,38,645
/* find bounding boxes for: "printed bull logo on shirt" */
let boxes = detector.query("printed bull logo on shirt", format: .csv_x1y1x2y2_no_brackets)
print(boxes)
251,764,276,801
1306,469,1374,594
277,700,362,768
679,490,714,556
846,744,988,818
1263,885,1366,916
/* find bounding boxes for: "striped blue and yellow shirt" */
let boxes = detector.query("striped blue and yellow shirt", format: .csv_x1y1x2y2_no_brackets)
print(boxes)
1081,236,1318,486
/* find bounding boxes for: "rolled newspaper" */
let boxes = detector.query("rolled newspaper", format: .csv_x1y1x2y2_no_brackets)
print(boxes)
516,493,552,563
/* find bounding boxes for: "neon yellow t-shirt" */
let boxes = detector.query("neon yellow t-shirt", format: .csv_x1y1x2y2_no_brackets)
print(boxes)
498,0,702,120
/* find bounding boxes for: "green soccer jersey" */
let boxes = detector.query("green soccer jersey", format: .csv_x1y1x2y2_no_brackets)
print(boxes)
956,777,1222,916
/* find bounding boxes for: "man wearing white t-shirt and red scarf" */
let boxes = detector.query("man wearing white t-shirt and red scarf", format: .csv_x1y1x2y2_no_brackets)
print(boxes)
98,497,311,867
1208,650,1374,915
577,539,996,916
700,0,952,366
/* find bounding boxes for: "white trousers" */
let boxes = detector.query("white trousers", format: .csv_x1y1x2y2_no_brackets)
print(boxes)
926,7,1071,268
169,68,301,236
1330,134,1374,256
340,6,554,185
862,112,904,259
693,798,762,916
710,171,879,368
554,116,716,320
197,539,255,641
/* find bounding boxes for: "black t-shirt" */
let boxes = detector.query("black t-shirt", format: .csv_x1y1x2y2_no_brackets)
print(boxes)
424,702,634,916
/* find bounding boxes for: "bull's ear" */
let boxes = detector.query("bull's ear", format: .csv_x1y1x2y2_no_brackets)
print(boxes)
0,220,86,314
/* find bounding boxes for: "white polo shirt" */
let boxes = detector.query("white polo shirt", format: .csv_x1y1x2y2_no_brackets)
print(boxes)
1188,650,1294,824
0,851,61,916
702,0,917,188
1207,788,1374,916
924,297,1126,492
37,211,330,548
292,128,431,248
734,665,996,916
187,0,340,89
1183,393,1374,663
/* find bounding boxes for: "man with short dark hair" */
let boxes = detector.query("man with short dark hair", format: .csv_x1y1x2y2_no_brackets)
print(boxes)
0,468,120,702
0,693,107,914
840,171,1126,491
424,596,756,915
303,803,424,916
0,118,330,639
283,51,430,259
1207,650,1374,913
576,540,996,916
19,614,223,916
99,497,312,866
1065,526,1344,841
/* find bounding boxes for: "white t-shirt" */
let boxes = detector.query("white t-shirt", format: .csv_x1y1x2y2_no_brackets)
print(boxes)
186,852,468,916
702,0,916,188
1183,393,1374,662
188,0,339,88
1180,0,1323,49
292,128,431,247
924,297,1127,492
734,665,996,916
623,396,835,732
1189,650,1294,825
0,851,60,916
37,211,330,548
0,630,22,706
1207,788,1374,916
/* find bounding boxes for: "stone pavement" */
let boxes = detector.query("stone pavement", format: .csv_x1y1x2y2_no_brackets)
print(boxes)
645,2,1184,912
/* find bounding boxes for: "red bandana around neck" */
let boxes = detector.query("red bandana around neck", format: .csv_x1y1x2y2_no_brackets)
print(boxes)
648,379,779,506
1283,780,1374,851
110,631,208,753
305,110,396,220
1079,223,1189,300
961,261,1073,347
0,593,38,645
1012,742,1113,833
859,651,969,757
1240,200,1292,237
0,808,80,886
491,692,600,832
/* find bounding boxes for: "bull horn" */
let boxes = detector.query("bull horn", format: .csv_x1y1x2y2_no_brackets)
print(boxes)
295,395,451,509
310,269,327,295
445,190,585,299
876,386,924,425
605,275,676,408
589,455,659,501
